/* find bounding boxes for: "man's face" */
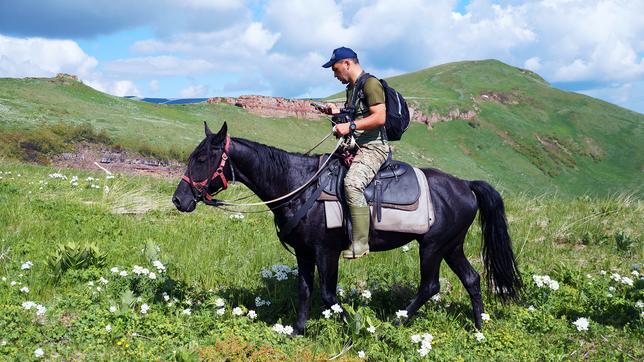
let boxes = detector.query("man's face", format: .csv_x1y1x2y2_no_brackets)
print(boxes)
331,60,351,84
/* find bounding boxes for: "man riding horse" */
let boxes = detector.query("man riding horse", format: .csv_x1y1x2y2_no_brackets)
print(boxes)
321,47,390,259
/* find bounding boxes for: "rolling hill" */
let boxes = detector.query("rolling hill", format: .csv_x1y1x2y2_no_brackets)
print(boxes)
0,60,642,197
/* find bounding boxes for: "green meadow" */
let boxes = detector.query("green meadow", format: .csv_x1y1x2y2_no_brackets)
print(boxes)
0,60,642,360
0,160,642,360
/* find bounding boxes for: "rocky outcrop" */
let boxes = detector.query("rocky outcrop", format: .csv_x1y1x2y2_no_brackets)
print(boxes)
208,95,323,120
410,106,477,128
55,73,79,82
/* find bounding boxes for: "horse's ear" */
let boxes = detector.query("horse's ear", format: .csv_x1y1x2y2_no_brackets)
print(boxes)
204,121,213,136
203,121,212,137
217,122,228,136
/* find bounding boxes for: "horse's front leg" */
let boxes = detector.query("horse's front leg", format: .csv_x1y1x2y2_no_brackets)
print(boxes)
294,252,315,336
316,249,347,319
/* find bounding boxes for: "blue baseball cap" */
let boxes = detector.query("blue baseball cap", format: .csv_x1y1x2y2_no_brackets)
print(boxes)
322,47,358,68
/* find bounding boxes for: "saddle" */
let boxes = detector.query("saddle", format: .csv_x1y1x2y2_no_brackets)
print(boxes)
318,154,421,222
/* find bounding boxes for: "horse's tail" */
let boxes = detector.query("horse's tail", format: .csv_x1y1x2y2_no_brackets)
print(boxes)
468,180,522,300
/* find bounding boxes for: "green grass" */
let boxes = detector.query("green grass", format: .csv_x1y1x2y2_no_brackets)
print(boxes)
0,161,642,360
2,59,643,198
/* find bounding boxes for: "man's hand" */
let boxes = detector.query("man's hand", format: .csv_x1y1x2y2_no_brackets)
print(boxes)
323,102,340,115
333,122,351,137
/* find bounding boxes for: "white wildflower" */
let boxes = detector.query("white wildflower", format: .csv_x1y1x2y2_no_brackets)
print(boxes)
182,308,192,315
411,334,422,343
396,310,408,319
358,350,366,359
610,273,621,281
140,303,149,314
229,213,245,220
148,272,157,280
361,290,372,300
331,304,343,314
337,287,345,297
599,270,607,275
255,296,271,307
35,305,46,316
22,301,36,310
621,276,634,286
10,281,16,286
216,308,225,315
431,293,441,302
163,293,170,302
248,310,257,319
573,317,589,331
322,309,332,319
105,324,112,332
99,277,108,285
528,305,536,312
21,261,33,270
34,348,44,358
272,323,285,334
119,270,128,277
215,298,225,307
232,307,244,316
110,267,119,273
367,325,376,334
152,260,166,273
283,325,293,335
402,245,410,252
475,332,485,341
87,281,94,287
20,286,29,293
608,286,616,292
260,268,272,279
481,313,490,321
109,306,117,313
636,300,644,309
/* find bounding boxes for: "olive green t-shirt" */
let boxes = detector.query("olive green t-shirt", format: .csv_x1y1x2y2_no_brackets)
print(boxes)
346,75,387,145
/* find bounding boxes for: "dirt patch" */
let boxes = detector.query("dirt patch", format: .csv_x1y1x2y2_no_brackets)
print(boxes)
51,143,184,178
475,91,519,105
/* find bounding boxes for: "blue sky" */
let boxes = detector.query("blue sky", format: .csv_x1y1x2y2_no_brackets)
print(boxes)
0,0,642,113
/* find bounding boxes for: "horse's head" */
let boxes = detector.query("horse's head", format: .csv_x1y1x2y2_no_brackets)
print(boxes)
172,121,231,212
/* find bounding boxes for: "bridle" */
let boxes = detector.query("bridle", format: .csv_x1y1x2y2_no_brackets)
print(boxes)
181,135,231,203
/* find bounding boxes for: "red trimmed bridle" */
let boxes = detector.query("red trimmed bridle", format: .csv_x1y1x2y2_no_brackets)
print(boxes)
181,135,231,203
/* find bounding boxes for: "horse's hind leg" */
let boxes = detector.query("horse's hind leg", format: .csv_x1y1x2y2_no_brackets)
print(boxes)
445,242,484,329
404,242,442,320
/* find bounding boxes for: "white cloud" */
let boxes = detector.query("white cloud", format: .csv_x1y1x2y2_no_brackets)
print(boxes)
104,55,216,77
148,79,160,93
0,34,97,77
180,84,209,97
524,56,542,71
84,79,142,97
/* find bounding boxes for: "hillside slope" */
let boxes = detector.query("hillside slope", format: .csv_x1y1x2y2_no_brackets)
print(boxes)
0,61,642,197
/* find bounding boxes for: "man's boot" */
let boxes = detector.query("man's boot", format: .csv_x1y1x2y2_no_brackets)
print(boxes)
342,206,371,259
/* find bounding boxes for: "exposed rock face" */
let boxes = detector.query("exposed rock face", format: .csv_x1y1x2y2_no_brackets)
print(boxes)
208,95,323,120
475,91,519,105
55,73,79,82
208,94,479,128
410,106,477,128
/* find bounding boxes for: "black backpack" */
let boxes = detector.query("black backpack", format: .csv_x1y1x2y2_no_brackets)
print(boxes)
353,73,410,141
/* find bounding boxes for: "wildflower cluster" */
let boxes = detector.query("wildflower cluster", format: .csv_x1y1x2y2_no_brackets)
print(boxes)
22,301,47,316
411,333,433,357
272,323,293,335
322,303,344,319
260,264,298,281
609,272,634,287
255,296,271,307
532,274,560,291
572,317,590,331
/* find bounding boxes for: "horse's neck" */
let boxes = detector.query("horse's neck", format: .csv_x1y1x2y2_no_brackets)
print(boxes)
229,138,318,202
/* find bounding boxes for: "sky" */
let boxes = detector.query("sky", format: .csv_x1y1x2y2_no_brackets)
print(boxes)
0,0,642,113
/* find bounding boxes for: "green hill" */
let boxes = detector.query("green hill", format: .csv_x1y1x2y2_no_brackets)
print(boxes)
0,60,642,197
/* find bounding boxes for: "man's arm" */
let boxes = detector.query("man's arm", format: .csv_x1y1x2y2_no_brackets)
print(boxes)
334,103,385,136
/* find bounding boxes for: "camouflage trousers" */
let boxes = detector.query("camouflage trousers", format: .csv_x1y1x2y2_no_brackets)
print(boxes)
344,143,390,207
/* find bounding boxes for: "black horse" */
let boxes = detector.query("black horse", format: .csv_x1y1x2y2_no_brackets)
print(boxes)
172,122,522,335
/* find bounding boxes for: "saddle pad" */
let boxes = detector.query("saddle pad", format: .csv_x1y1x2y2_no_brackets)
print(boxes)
320,158,420,206
324,167,435,234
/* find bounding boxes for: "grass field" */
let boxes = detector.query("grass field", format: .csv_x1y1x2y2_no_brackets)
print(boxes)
0,160,642,361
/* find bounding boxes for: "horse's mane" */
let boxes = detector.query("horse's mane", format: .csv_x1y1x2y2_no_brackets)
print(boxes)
232,137,319,177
